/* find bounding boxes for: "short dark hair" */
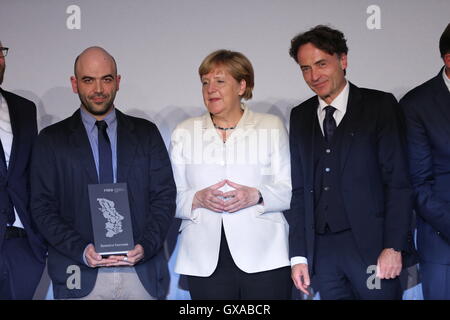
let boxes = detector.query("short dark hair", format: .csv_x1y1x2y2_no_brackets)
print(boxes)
289,25,348,63
439,23,450,58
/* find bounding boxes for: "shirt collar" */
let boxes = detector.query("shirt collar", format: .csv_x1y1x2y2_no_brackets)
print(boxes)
443,67,450,92
80,106,117,133
203,103,249,129
318,81,350,114
0,91,6,111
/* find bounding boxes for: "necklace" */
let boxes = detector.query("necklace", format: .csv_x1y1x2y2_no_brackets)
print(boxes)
213,123,236,131
210,112,240,131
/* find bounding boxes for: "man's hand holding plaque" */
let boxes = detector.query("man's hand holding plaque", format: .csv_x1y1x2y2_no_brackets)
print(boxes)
105,244,145,267
85,244,145,268
85,244,121,268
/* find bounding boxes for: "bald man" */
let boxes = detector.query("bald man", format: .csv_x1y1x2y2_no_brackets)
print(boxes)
30,47,176,299
0,41,46,300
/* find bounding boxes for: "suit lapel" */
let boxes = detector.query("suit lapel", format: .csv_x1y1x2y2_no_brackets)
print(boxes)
2,90,20,176
68,110,98,183
339,83,362,173
431,69,450,135
297,99,317,186
116,110,138,182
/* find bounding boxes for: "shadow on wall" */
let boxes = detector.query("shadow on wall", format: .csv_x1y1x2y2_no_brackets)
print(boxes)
14,86,78,131
250,99,302,125
125,105,204,146
15,88,304,136
33,265,51,300
391,86,413,101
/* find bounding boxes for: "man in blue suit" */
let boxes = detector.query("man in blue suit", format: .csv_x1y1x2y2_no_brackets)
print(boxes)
400,23,450,300
30,47,176,299
0,41,46,299
286,25,416,299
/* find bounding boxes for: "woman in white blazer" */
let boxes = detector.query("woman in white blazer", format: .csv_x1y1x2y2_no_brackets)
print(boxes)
170,49,292,299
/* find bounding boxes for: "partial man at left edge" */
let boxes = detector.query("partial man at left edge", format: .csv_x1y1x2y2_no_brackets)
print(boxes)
0,41,47,300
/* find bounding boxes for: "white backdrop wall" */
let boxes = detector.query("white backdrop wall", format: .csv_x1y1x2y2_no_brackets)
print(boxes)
1,0,448,299
2,0,449,140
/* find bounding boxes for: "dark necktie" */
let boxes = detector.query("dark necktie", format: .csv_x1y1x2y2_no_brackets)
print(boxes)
323,105,337,143
0,138,15,224
96,120,113,184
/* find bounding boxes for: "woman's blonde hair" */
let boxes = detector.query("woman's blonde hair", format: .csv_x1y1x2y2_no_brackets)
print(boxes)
198,49,254,100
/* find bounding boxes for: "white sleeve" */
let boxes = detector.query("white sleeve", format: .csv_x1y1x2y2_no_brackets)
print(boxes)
290,256,308,266
257,117,292,214
169,126,200,222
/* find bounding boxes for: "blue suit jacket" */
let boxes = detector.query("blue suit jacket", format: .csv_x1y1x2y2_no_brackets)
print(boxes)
286,83,416,275
30,109,176,299
400,69,450,264
0,88,46,263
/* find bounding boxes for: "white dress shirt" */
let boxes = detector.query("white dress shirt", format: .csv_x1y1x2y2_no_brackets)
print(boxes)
317,81,350,134
0,92,23,228
443,67,450,92
290,81,350,267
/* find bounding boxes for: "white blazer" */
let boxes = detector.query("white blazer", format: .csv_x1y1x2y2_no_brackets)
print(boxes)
170,105,291,276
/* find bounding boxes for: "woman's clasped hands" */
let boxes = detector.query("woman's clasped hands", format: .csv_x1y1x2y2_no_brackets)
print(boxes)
192,179,260,213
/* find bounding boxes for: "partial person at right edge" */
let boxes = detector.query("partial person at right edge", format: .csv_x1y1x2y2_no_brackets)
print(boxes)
399,23,450,300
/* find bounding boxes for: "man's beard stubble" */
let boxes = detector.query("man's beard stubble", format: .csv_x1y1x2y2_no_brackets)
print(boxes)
79,92,115,116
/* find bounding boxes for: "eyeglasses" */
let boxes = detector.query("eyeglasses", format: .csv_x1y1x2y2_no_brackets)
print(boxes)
0,47,9,58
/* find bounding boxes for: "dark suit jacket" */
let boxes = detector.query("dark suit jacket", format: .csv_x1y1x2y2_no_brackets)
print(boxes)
0,88,46,263
30,108,176,299
286,83,415,275
400,68,450,264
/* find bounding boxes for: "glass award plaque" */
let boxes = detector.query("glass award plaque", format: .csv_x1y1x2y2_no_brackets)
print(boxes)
88,183,135,256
